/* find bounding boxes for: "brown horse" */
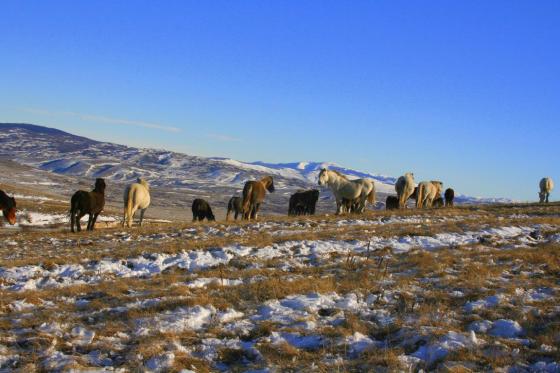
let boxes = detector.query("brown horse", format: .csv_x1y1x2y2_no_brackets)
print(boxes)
242,176,275,220
70,178,106,232
0,190,17,225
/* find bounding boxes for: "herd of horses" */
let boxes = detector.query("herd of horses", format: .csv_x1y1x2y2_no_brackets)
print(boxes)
0,172,555,230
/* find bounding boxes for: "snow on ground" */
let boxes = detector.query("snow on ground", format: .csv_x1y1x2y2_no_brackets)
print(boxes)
1,224,553,292
1,203,558,371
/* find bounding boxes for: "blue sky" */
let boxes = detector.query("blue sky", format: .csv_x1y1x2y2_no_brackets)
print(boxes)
1,1,558,201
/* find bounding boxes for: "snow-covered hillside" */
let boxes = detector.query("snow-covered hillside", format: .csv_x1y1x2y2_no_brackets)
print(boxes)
0,123,397,195
0,123,509,211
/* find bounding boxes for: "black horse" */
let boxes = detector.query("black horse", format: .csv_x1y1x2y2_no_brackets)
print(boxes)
385,195,399,210
226,196,242,221
192,199,215,222
289,189,319,216
70,178,106,232
444,188,455,207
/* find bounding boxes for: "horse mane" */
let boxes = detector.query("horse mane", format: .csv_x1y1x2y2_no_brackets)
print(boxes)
260,175,275,192
94,178,106,193
330,170,349,180
138,178,150,190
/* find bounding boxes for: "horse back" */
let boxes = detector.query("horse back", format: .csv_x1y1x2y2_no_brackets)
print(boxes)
243,181,266,203
126,183,150,208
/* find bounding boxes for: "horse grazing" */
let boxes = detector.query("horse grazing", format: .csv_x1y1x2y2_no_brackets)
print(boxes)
432,197,444,208
385,195,399,210
70,178,106,232
289,189,319,216
242,176,275,220
226,196,243,221
444,188,455,207
395,173,415,209
123,178,151,228
192,199,215,222
416,181,443,208
318,169,375,214
0,190,16,225
539,177,554,203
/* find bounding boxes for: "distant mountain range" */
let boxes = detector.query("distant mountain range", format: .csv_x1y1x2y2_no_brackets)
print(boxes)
0,123,511,212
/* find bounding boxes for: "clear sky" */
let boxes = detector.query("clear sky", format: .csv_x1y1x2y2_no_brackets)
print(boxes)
1,1,558,201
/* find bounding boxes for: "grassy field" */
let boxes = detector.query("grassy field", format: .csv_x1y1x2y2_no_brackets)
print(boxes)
0,202,559,371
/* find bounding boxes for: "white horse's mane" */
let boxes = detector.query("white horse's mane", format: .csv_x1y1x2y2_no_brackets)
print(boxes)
322,169,348,180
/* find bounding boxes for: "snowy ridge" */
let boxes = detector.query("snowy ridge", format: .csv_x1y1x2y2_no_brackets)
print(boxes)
0,123,508,204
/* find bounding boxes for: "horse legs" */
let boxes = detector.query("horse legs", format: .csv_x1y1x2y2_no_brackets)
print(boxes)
122,207,127,228
87,213,94,231
251,203,260,220
127,206,137,228
71,210,77,233
90,213,100,231
139,209,146,226
226,208,231,222
335,199,343,215
243,204,251,220
76,212,86,232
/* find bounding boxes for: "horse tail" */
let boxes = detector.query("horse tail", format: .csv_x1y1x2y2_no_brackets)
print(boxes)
125,186,134,228
242,183,253,218
70,192,79,231
226,199,232,221
416,184,425,208
368,187,375,205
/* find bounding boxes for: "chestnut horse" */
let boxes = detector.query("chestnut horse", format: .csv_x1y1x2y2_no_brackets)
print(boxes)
242,176,275,220
70,178,106,232
0,190,17,225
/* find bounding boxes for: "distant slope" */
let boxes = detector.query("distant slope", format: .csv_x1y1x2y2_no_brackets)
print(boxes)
0,123,509,206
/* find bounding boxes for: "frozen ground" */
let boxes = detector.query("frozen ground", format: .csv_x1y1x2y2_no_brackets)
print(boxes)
0,203,559,371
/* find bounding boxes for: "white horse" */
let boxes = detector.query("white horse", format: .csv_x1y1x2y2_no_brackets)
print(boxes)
318,168,375,214
395,172,415,208
123,178,151,228
539,177,554,203
416,180,443,208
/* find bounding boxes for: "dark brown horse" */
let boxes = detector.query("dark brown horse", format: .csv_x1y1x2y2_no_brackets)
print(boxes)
385,195,399,210
192,199,215,222
289,189,319,216
444,188,455,207
226,196,242,221
432,197,444,208
0,190,16,225
70,178,106,232
242,176,275,220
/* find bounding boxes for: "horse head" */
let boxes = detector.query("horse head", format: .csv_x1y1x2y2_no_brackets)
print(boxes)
138,178,150,190
94,178,106,193
318,168,328,186
263,176,275,193
3,197,16,225
431,181,444,194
